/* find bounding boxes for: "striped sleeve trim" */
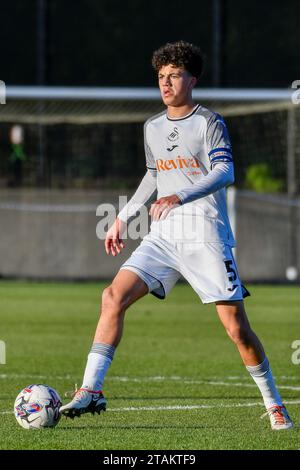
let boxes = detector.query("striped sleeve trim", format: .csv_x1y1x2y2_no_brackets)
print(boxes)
91,343,115,360
210,156,233,169
208,147,232,158
147,166,157,176
210,155,233,164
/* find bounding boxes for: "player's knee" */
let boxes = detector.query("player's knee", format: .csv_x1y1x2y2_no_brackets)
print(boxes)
101,285,129,313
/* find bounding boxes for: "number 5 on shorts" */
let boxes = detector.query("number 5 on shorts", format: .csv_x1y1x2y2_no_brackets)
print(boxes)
224,260,238,291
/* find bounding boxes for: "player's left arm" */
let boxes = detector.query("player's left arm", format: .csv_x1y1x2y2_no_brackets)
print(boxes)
176,113,234,204
150,114,234,219
175,160,234,205
150,163,233,220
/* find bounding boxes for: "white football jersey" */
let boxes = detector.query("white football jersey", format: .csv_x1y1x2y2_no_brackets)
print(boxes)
144,104,235,245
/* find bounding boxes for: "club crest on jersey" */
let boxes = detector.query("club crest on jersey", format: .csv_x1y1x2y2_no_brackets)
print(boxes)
167,127,179,142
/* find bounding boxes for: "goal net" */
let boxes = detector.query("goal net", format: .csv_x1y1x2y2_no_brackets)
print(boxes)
0,87,299,282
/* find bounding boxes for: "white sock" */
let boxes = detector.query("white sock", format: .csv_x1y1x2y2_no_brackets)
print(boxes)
81,343,115,391
246,356,283,409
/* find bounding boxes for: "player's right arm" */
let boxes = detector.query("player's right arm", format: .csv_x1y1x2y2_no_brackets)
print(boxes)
105,169,157,256
105,217,126,256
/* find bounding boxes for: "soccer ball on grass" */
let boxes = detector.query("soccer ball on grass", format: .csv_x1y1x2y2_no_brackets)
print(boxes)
14,384,62,429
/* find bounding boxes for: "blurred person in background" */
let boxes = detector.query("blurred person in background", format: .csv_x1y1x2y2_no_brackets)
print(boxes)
9,125,26,187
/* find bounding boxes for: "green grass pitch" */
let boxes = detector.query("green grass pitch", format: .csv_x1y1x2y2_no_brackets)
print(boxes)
0,281,299,450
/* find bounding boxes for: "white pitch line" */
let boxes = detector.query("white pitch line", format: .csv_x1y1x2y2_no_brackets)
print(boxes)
226,376,300,381
0,373,75,381
182,380,300,391
1,374,300,391
109,400,300,412
2,399,300,415
110,377,300,391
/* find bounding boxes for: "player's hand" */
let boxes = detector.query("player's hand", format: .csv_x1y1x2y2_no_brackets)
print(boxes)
105,217,126,256
149,195,182,221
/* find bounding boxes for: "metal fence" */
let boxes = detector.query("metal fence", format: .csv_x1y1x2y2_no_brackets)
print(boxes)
0,188,299,283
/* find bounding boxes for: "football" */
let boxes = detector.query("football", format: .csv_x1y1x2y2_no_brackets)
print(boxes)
14,384,62,430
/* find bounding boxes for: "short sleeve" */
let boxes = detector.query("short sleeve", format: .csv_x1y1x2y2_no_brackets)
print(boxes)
144,122,157,175
206,114,233,167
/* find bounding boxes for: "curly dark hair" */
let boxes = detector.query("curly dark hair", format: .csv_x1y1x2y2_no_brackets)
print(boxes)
152,40,204,80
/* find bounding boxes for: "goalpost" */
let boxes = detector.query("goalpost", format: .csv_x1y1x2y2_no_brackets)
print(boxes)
0,86,299,282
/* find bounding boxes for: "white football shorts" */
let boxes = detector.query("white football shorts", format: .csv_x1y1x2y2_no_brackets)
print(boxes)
120,233,249,304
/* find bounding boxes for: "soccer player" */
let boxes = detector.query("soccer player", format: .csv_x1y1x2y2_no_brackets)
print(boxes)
60,41,293,430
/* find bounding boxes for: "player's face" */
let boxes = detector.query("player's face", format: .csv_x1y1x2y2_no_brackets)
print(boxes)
158,64,196,107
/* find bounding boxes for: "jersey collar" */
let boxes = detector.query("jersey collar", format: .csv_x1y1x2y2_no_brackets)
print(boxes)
166,104,201,121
